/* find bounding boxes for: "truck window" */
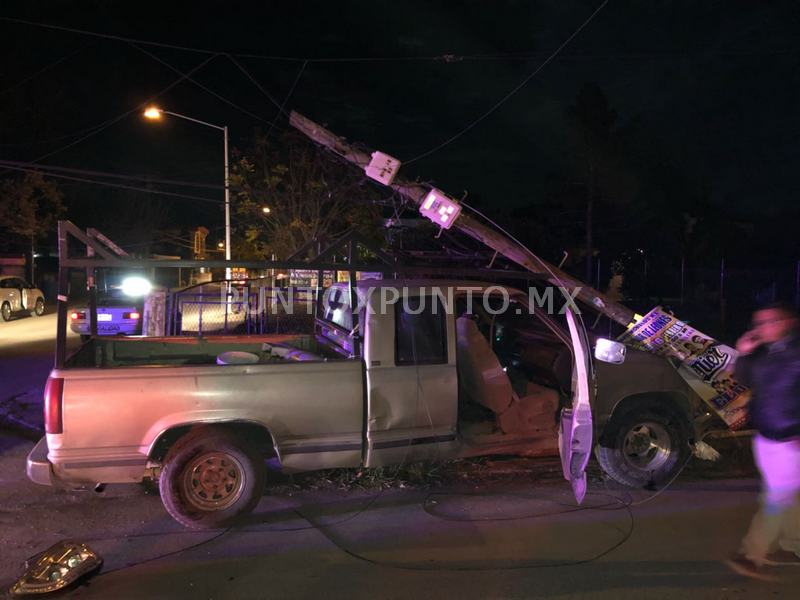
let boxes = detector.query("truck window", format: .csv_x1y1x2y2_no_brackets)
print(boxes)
395,295,447,366
320,287,353,331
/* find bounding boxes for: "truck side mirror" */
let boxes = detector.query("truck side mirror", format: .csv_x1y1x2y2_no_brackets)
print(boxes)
594,338,626,364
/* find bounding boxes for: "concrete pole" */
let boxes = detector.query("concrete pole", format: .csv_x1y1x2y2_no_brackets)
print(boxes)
289,111,636,327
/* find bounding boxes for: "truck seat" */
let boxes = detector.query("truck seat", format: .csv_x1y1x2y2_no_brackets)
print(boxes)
456,317,514,414
456,316,560,436
497,382,559,436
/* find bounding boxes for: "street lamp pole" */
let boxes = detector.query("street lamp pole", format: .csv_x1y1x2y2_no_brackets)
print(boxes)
144,107,231,280
223,125,230,275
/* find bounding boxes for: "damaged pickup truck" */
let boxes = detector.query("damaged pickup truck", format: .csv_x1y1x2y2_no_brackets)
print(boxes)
27,280,717,528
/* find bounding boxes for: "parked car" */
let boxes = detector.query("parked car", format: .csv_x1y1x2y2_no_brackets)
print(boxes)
28,279,716,529
0,275,45,321
69,276,149,338
69,298,142,338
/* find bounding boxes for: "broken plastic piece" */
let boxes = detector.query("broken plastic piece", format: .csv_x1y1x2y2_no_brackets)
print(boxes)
10,540,102,596
692,441,721,461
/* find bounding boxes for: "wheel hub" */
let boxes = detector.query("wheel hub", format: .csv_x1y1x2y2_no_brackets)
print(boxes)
622,421,672,471
183,452,245,511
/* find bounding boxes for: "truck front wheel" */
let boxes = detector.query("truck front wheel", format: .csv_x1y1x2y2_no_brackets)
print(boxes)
160,430,265,529
596,409,690,488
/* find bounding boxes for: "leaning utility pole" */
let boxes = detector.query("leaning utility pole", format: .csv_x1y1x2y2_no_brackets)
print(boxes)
290,111,635,327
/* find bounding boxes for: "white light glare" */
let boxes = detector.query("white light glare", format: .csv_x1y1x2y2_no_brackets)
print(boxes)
121,276,152,297
594,338,626,365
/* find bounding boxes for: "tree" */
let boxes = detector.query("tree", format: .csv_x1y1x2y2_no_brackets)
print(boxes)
0,172,65,281
230,130,382,260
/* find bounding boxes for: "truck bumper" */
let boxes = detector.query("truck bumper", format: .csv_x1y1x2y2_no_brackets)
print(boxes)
27,437,55,486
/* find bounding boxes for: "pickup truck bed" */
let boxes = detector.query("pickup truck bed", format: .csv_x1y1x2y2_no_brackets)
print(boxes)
36,335,365,492
65,335,338,368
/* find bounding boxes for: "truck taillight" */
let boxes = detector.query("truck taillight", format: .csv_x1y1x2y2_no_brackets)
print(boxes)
123,312,140,320
70,311,85,320
44,377,64,434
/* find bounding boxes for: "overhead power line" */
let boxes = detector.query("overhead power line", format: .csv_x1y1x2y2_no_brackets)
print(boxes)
1,49,290,150
25,54,218,165
264,60,308,142
129,43,272,124
0,44,90,96
0,163,225,204
3,14,795,65
225,55,287,115
0,159,224,189
402,0,610,165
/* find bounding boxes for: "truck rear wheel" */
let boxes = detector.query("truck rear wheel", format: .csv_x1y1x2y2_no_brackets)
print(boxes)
160,429,265,529
596,408,690,488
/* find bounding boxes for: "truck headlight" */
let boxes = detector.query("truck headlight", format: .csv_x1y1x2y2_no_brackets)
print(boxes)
9,540,102,596
594,338,626,364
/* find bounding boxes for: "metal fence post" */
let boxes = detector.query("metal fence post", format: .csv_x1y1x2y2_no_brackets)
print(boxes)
223,287,229,334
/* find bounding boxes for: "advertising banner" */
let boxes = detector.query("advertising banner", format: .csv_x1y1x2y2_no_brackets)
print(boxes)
618,307,750,430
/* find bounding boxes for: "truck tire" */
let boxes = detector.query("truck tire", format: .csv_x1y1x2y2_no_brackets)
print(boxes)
160,429,266,529
596,408,690,488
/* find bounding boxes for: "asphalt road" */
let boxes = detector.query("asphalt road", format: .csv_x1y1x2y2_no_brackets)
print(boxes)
0,310,79,435
1,313,798,599
0,309,77,355
1,435,798,599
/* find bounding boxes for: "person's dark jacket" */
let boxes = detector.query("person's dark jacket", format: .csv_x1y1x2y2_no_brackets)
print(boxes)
735,333,800,441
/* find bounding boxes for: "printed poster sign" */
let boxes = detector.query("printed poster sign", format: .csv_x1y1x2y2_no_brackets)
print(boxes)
617,307,750,430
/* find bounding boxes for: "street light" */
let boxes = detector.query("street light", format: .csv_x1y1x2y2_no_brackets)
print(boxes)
262,206,271,214
144,106,232,280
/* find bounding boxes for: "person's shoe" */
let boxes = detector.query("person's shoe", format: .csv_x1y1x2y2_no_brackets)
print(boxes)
764,549,800,566
724,555,781,581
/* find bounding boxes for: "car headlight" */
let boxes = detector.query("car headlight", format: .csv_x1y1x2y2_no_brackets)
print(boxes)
121,277,152,297
9,540,102,596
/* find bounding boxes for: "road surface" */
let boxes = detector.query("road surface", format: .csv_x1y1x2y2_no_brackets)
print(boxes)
0,310,78,435
1,311,797,599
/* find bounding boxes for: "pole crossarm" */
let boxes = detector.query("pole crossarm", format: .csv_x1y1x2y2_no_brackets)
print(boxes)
289,111,635,327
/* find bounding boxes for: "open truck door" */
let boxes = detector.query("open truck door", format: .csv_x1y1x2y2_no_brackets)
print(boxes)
559,308,593,504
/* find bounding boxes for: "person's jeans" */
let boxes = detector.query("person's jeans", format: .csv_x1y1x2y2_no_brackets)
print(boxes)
740,434,800,563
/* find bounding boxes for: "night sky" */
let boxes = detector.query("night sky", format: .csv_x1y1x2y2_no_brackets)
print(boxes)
1,1,799,272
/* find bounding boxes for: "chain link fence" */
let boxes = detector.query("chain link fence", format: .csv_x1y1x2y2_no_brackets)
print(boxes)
168,281,319,336
591,257,800,343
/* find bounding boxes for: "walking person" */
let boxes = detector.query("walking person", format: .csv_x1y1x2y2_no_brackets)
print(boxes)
726,302,800,579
